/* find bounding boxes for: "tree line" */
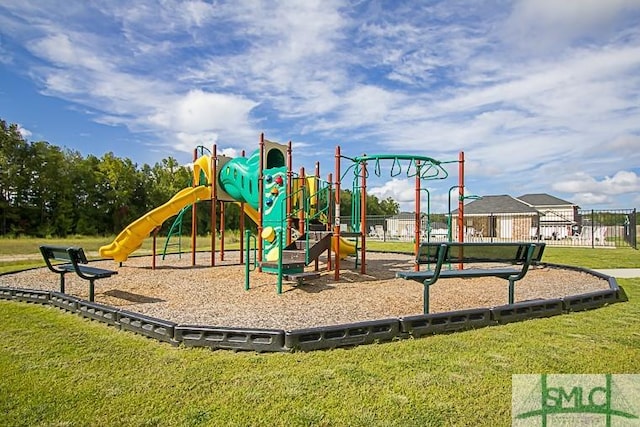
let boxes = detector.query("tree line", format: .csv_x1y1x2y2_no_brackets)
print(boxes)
1,119,399,237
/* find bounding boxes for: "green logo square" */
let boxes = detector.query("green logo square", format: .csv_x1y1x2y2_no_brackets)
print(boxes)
512,374,640,426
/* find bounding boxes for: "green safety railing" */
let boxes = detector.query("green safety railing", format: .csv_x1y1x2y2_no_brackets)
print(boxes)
162,204,190,260
244,230,258,291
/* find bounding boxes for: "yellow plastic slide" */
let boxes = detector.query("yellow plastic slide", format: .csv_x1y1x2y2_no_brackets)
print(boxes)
99,185,212,262
338,236,357,258
236,202,260,225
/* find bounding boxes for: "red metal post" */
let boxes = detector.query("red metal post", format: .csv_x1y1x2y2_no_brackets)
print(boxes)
334,146,341,281
239,149,245,264
458,151,465,270
298,167,306,235
415,160,421,271
327,172,333,271
286,141,293,245
458,151,465,243
314,161,320,272
211,144,217,267
314,162,320,214
191,148,197,266
360,155,366,274
220,202,225,261
258,133,265,271
152,227,158,270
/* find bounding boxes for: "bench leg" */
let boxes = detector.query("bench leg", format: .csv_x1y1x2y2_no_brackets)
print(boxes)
423,284,430,314
59,273,66,294
508,279,515,305
89,279,95,302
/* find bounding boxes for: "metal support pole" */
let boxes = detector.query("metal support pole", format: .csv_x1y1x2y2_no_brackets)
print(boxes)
458,151,465,269
245,230,250,291
334,146,341,281
211,144,217,267
239,150,246,264
220,202,225,261
191,148,197,266
360,155,367,274
458,151,465,244
152,227,158,270
327,172,333,271
315,161,320,272
277,229,283,294
286,141,293,245
258,133,265,271
299,167,306,235
414,160,421,271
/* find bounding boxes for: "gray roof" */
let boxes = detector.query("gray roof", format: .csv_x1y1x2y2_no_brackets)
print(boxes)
453,195,538,215
517,193,576,207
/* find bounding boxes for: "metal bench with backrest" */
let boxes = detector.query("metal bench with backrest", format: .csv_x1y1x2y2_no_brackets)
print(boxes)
396,242,545,313
39,245,117,302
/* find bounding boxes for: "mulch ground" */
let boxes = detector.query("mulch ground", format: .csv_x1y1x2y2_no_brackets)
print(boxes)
0,251,611,330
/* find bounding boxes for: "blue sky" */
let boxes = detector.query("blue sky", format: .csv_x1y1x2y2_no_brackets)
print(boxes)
1,0,639,213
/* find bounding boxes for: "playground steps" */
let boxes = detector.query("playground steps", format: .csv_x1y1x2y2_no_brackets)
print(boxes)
262,231,332,271
284,271,321,285
283,231,332,263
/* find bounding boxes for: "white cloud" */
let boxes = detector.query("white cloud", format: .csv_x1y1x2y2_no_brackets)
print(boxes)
571,193,613,206
609,134,640,155
370,179,415,204
172,131,219,153
553,171,640,200
503,0,640,53
217,147,239,158
30,33,106,71
149,90,257,135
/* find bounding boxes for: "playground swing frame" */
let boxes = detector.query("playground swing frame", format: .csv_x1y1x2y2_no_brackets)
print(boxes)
332,148,465,278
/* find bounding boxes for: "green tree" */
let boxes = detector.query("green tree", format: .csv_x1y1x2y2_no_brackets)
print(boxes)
146,157,191,209
0,121,31,235
379,197,400,216
72,154,110,235
99,153,141,233
27,141,74,236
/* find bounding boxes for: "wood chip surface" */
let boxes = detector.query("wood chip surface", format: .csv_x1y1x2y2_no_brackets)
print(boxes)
0,252,611,330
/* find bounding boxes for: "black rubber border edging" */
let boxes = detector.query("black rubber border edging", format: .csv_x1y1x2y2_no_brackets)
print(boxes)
0,262,629,352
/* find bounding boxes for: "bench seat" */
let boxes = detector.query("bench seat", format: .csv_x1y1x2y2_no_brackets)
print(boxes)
396,267,521,282
53,263,116,279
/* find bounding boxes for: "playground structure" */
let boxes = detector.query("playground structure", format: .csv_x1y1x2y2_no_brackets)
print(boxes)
99,134,469,290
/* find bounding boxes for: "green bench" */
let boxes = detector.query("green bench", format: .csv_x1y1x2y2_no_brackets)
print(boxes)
39,245,117,302
396,242,545,313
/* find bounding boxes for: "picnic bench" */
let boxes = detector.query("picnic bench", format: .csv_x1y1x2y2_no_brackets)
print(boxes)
396,242,546,313
39,245,117,302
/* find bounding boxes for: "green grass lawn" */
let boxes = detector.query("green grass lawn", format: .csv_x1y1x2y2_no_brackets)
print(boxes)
0,237,639,426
